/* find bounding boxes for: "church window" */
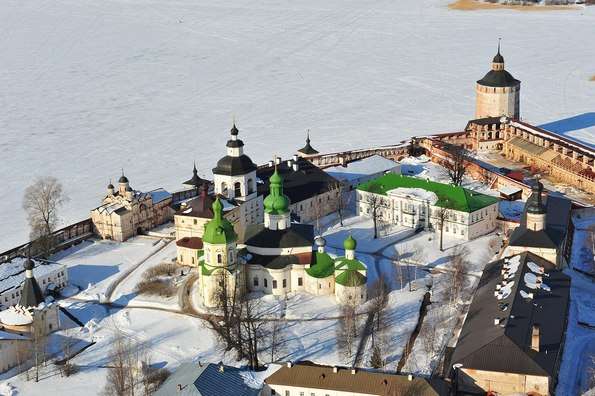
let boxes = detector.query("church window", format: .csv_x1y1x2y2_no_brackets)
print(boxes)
272,280,278,289
221,182,228,196
217,254,222,264
248,179,254,194
253,277,259,287
234,182,241,197
282,279,287,288
193,219,197,225
264,279,268,288
191,257,195,264
298,277,303,286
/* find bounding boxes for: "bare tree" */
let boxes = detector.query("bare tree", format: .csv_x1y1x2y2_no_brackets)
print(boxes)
365,193,383,239
269,320,283,363
450,246,469,307
32,320,48,382
336,304,357,362
102,331,144,396
329,181,352,227
240,296,269,370
371,273,389,334
22,176,68,257
434,201,452,252
59,328,78,377
442,143,469,186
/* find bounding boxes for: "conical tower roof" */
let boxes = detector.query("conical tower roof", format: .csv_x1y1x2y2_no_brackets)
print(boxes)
19,258,44,308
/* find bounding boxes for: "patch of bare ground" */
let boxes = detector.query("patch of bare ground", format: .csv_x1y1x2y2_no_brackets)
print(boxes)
448,0,579,11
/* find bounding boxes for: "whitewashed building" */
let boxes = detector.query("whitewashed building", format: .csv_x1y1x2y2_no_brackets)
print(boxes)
357,174,499,241
0,257,68,311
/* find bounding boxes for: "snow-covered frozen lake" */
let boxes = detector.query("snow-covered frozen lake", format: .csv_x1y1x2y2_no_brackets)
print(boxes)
2,0,595,251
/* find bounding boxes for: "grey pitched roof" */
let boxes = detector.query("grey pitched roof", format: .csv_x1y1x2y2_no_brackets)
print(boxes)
450,252,570,381
246,252,312,269
257,159,338,205
244,223,314,249
155,363,260,396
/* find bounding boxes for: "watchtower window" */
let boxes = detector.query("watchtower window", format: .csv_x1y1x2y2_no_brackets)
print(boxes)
234,182,241,197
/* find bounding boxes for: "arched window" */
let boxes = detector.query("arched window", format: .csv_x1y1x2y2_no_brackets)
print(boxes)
221,182,228,196
247,179,254,194
253,277,259,287
217,254,222,264
234,182,241,197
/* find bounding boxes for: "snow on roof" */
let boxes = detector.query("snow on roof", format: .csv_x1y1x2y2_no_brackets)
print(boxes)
498,185,522,196
527,261,545,275
510,120,595,156
148,188,172,204
0,305,33,326
0,329,29,340
0,257,65,296
387,187,438,204
325,155,399,181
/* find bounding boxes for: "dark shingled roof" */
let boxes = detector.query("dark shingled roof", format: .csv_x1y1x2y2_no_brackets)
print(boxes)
213,154,257,176
257,159,338,205
184,164,208,188
245,223,314,249
509,192,572,250
449,252,570,385
246,252,312,269
477,69,520,88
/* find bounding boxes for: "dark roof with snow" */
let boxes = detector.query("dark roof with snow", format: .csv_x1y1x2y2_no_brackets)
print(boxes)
449,252,570,382
257,159,338,205
245,223,314,249
508,192,572,250
155,362,260,396
213,155,257,177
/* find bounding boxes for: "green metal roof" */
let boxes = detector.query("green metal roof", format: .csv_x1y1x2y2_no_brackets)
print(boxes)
263,168,291,215
357,174,498,213
335,257,367,271
335,270,366,287
306,252,335,278
202,198,237,244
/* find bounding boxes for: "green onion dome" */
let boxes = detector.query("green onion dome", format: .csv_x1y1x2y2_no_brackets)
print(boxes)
202,197,237,245
263,168,290,215
343,235,357,251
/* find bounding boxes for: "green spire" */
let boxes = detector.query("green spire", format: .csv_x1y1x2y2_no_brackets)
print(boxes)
343,235,357,251
263,167,290,215
202,197,237,245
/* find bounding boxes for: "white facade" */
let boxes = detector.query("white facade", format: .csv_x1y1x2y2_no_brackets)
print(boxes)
0,258,68,311
357,189,498,241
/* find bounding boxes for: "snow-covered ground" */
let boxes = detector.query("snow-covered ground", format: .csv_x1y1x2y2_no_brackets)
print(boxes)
2,0,595,252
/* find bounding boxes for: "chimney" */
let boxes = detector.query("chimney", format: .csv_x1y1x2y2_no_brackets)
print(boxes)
292,162,299,172
275,157,281,165
531,325,540,352
332,366,338,373
293,154,298,162
268,160,274,167
286,361,292,368
351,369,356,375
494,318,500,326
287,159,293,167
407,374,413,381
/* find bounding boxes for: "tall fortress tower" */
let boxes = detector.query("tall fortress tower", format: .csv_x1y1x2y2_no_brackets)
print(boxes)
475,42,520,119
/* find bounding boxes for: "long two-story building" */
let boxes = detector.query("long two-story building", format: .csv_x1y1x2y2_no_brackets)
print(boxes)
357,174,499,241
